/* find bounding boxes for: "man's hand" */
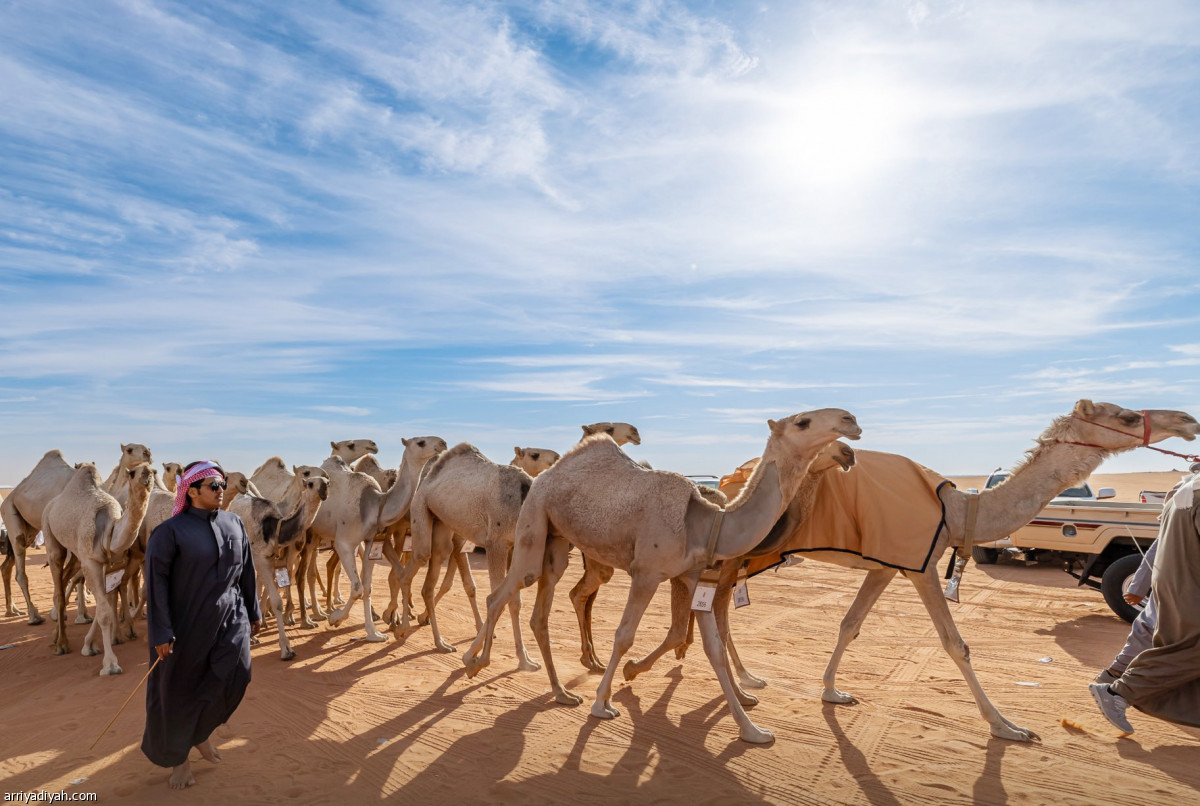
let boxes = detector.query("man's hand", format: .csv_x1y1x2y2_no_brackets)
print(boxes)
250,620,261,636
155,642,173,661
1123,593,1146,606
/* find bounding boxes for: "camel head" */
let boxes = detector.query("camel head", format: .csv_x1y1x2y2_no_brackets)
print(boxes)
225,472,253,497
766,409,861,455
126,463,155,493
401,436,449,467
511,446,561,477
161,461,184,490
330,439,379,463
306,476,330,502
292,464,329,482
581,422,641,446
810,441,856,474
1064,400,1200,450
120,443,152,469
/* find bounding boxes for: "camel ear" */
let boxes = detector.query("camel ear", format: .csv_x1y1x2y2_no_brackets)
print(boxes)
330,441,338,450
581,425,592,436
513,447,523,458
1074,399,1095,418
401,437,411,447
293,465,300,474
767,418,780,433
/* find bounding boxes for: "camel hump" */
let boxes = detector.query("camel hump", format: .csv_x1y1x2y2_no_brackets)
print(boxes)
254,456,286,475
423,443,483,483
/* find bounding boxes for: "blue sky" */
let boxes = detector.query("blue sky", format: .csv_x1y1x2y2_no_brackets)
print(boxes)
2,0,1199,483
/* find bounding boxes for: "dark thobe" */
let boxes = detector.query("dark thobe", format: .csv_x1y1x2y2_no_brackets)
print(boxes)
142,506,261,768
1111,482,1200,727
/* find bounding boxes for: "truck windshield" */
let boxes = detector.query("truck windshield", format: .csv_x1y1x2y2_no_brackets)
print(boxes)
1056,486,1092,498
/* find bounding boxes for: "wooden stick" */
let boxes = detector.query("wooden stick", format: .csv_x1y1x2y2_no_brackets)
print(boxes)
89,656,161,751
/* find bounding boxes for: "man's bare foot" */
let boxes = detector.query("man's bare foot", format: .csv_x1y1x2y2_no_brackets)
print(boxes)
195,739,223,763
169,761,195,789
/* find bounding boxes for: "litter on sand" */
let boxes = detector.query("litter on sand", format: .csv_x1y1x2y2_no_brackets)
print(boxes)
1014,681,1041,687
1036,657,1053,663
69,777,88,785
0,644,17,651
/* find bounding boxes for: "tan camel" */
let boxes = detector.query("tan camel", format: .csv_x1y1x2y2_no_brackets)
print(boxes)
510,446,561,477
330,439,379,464
160,462,184,492
42,463,154,675
102,443,153,498
622,442,856,698
400,444,539,665
250,458,329,502
219,472,260,508
640,401,1198,742
233,475,327,660
581,422,640,445
2,446,149,624
300,436,446,640
464,409,862,743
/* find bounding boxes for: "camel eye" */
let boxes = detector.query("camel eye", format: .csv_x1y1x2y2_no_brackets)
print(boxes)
418,440,426,447
796,418,811,430
531,452,539,460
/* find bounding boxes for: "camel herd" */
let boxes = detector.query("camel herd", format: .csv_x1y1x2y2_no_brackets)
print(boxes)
2,402,1197,745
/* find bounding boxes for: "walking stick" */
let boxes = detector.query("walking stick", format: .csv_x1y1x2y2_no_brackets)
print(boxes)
89,656,161,751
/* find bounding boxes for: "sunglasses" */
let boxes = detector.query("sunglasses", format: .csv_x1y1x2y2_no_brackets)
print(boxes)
192,480,226,492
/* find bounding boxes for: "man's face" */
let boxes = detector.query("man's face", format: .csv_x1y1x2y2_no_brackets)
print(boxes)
189,477,226,510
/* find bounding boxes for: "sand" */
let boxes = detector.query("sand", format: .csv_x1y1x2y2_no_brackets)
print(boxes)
2,539,1197,805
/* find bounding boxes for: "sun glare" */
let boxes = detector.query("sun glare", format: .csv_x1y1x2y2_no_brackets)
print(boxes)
756,79,912,193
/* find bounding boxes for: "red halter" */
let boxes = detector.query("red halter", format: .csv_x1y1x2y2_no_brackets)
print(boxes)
1066,410,1200,463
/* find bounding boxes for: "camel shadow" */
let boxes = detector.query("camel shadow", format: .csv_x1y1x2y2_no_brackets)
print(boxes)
821,704,903,806
1116,737,1200,788
1033,614,1130,668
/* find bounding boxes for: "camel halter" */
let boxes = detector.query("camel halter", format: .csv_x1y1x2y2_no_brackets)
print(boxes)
1065,411,1200,464
703,509,725,568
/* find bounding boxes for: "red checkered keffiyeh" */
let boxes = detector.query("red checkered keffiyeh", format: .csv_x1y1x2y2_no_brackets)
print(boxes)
172,461,226,516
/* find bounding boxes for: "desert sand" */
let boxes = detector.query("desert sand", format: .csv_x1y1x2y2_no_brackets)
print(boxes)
2,528,1197,805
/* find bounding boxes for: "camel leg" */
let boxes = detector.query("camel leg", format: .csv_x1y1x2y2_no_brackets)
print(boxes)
327,537,386,642
73,577,93,624
464,500,553,678
716,586,762,694
528,536,578,704
419,522,459,652
324,552,341,611
258,556,295,660
1,553,15,616
486,543,538,672
903,566,1038,742
379,537,406,626
592,573,664,720
569,556,612,673
821,568,896,703
11,533,44,625
456,538,482,630
80,562,122,676
696,606,774,743
45,531,70,656
433,540,459,605
295,539,322,627
623,576,694,680
676,612,695,660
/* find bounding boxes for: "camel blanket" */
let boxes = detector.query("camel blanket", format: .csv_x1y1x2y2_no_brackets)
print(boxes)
1111,476,1200,727
743,449,953,576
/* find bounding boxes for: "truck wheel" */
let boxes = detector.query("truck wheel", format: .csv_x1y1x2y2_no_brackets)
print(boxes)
1101,553,1144,623
971,546,999,565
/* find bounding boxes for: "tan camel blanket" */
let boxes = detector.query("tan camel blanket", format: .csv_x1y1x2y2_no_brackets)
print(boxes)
742,449,953,575
1112,478,1200,727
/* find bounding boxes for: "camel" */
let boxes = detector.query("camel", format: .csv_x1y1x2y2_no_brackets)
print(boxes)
233,475,328,660
250,458,329,502
641,401,1198,742
219,472,260,508
102,443,153,498
42,462,155,675
622,442,856,700
399,444,539,666
464,408,862,744
330,439,379,464
510,447,560,477
2,446,150,624
160,462,184,492
581,422,640,445
299,436,446,640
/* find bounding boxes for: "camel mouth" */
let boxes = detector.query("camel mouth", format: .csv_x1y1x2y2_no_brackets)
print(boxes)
837,427,863,441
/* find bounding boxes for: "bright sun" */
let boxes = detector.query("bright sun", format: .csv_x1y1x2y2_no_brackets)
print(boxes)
756,78,912,192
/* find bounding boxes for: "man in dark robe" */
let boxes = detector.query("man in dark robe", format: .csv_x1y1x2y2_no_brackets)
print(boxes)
1091,463,1200,733
142,460,261,789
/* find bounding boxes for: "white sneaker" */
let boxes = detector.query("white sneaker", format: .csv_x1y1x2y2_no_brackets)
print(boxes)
1089,682,1134,733
1093,669,1119,685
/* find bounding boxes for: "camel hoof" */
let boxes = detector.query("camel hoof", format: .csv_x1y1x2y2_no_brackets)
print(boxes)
365,633,388,644
417,611,430,626
739,675,768,690
327,610,347,627
283,614,296,626
281,649,297,661
590,701,618,719
622,661,641,681
74,615,93,625
5,608,23,617
553,689,583,707
52,645,70,656
517,657,540,672
463,655,485,678
435,641,457,653
821,688,856,705
739,724,774,744
991,723,1039,742
371,609,381,621
100,664,123,676
736,691,759,707
674,645,689,660
81,645,98,657
28,614,44,626
301,619,318,629
249,636,261,645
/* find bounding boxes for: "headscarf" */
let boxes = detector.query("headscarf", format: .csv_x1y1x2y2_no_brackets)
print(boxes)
172,461,226,517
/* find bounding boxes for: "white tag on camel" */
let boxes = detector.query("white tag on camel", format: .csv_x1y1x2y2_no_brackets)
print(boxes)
104,568,124,594
367,541,383,561
691,582,716,612
461,541,474,553
402,536,412,553
733,577,750,609
274,567,290,588
35,531,45,548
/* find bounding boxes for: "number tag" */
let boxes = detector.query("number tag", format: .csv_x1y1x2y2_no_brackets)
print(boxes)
34,532,45,548
104,568,125,594
274,567,291,588
691,582,716,612
461,541,474,553
733,577,751,609
367,541,383,561
402,536,413,553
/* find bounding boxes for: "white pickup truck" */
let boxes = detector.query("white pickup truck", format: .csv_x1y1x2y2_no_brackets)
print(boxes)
971,471,1160,622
